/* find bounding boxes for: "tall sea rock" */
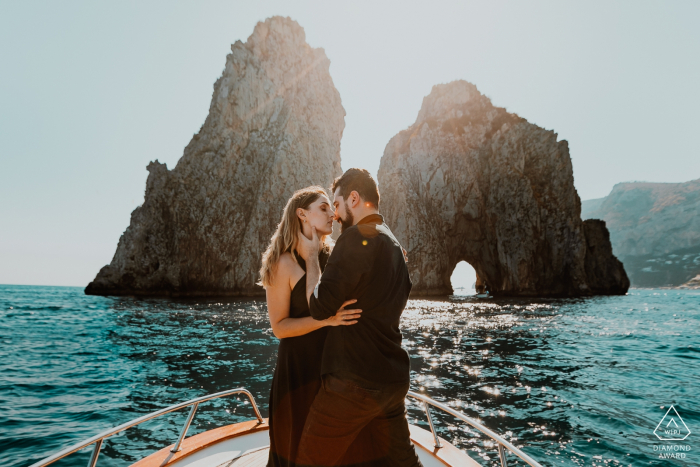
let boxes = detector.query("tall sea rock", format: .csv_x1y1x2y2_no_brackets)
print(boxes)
86,17,345,297
378,80,629,297
582,179,700,287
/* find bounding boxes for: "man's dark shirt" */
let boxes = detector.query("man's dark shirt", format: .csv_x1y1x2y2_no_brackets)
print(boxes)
309,213,412,384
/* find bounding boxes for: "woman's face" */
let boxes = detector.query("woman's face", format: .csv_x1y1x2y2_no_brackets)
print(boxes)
300,195,334,236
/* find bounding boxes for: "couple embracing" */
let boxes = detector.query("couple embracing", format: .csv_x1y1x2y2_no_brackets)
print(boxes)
258,168,423,467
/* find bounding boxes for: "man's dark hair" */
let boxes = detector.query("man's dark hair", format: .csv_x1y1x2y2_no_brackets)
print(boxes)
331,168,380,209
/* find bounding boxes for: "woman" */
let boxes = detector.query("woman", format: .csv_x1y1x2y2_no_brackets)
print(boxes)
259,186,362,467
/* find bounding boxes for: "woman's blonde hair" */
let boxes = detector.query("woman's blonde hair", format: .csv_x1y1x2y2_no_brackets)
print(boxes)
258,186,332,288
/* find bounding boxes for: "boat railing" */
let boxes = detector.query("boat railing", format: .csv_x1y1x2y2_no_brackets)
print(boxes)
407,391,542,467
28,387,264,467
30,387,542,467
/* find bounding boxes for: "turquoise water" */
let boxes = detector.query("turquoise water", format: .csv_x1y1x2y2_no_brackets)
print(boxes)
0,284,698,466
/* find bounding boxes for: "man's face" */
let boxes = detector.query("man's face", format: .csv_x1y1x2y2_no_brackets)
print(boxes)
333,188,354,232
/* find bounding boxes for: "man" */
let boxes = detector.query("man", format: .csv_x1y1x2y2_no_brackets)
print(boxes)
296,168,423,467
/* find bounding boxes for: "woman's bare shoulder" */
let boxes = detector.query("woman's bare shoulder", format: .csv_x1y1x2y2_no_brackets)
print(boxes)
269,252,295,288
277,251,296,268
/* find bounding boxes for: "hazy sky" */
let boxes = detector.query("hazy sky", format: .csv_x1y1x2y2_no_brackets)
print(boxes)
1,0,699,287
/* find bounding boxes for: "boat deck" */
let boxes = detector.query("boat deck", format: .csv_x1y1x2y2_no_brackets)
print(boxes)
130,421,478,467
216,448,268,466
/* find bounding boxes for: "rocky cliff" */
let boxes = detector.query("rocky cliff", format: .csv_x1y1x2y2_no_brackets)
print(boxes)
582,179,700,287
86,17,344,297
681,274,700,289
378,80,629,297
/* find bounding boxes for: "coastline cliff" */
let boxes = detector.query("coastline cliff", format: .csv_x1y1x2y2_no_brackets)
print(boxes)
86,17,345,297
378,80,629,297
582,178,700,287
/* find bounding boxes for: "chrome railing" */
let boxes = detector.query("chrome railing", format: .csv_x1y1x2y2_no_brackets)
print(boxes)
29,388,264,467
407,391,543,467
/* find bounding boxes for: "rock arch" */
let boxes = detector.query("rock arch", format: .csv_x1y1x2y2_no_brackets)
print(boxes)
449,260,479,294
378,81,629,297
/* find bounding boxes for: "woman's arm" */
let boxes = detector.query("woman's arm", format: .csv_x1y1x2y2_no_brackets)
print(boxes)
265,255,361,339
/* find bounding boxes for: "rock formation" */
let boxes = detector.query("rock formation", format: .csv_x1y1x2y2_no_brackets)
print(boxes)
681,274,700,289
581,220,630,294
582,179,700,287
378,80,629,297
86,17,344,297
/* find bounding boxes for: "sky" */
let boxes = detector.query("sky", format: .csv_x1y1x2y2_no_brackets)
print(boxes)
1,0,699,287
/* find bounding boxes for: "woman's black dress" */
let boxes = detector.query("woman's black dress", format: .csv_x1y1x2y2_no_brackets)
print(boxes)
267,251,379,467
267,250,329,467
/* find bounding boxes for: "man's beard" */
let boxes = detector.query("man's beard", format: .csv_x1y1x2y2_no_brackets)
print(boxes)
339,201,354,232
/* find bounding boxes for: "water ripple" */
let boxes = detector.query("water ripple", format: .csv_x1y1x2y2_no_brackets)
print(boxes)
0,285,698,466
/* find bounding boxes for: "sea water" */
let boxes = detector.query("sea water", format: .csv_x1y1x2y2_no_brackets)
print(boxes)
0,285,698,467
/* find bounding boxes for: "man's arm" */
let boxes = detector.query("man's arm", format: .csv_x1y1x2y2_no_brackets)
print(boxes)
306,228,373,320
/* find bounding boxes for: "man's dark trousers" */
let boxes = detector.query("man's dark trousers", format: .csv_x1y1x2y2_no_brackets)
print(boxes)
297,374,423,467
